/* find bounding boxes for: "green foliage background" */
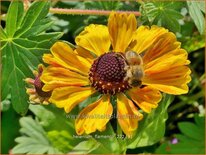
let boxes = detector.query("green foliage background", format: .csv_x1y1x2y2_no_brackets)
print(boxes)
1,0,205,154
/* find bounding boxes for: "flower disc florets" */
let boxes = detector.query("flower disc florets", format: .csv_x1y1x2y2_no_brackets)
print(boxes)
89,52,130,95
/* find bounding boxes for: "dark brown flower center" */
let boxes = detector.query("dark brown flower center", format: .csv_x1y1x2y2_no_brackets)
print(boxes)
89,52,130,95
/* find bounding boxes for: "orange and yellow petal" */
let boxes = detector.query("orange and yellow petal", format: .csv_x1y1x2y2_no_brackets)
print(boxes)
117,93,143,136
75,46,95,64
143,66,191,95
108,12,137,52
144,49,190,73
142,32,191,95
143,32,187,64
49,86,96,113
131,25,168,54
128,86,162,113
43,41,91,76
75,95,113,135
41,66,89,92
75,24,110,56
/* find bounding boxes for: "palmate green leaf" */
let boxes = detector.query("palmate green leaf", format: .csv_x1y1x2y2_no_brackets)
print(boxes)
5,1,24,37
126,94,174,148
187,1,205,35
0,26,7,39
29,104,82,153
29,104,75,131
1,1,63,115
140,2,183,32
14,1,50,38
159,12,181,33
12,117,62,154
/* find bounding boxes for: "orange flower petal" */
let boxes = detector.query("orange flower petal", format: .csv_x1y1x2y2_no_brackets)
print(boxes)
75,24,110,56
143,32,187,64
117,93,143,136
128,87,162,113
49,86,96,113
41,66,89,92
142,32,191,95
43,42,91,76
144,49,190,73
75,95,113,135
75,46,95,64
108,12,137,52
131,25,168,54
143,66,191,95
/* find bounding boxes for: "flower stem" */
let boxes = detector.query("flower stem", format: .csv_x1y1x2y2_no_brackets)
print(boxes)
50,8,141,16
23,0,141,16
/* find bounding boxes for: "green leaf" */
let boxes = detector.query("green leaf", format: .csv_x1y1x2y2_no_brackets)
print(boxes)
154,142,170,154
6,1,24,37
187,1,205,35
14,1,50,38
12,117,62,154
2,1,63,115
91,124,122,154
178,122,202,141
166,9,184,19
182,33,205,53
0,26,7,40
30,102,122,153
194,114,205,127
29,104,85,153
29,104,74,131
20,19,53,38
140,2,183,32
126,94,174,148
155,116,205,154
68,124,122,154
160,12,181,32
28,32,63,42
47,130,74,153
197,1,205,13
170,142,205,154
69,139,101,154
1,107,20,153
1,94,11,112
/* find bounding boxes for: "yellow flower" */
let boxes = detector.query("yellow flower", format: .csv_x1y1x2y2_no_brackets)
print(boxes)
41,12,191,136
25,64,51,105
